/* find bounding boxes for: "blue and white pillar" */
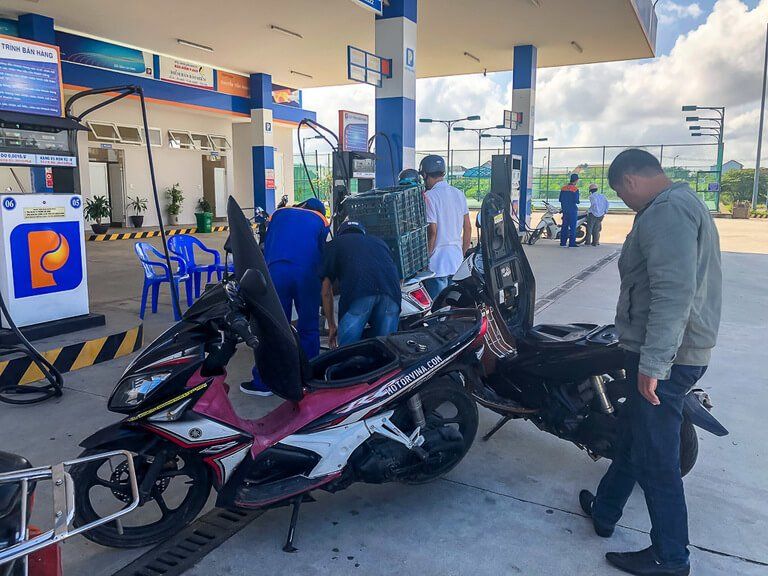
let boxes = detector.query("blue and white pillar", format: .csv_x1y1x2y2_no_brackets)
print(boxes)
249,73,276,213
18,13,56,192
375,0,417,187
510,45,537,231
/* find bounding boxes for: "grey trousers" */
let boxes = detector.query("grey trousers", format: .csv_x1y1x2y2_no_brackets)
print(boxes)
586,213,604,245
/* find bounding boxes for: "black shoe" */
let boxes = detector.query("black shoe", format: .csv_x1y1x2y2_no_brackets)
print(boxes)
579,490,614,538
605,547,690,576
239,380,273,397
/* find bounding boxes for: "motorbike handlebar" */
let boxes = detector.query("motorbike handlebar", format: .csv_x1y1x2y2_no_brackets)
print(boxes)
227,311,259,350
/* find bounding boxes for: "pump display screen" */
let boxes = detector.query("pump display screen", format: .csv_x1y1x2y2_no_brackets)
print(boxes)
0,126,69,153
352,157,375,179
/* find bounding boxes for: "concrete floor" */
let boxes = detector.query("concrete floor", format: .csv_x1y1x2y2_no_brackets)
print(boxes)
1,230,766,575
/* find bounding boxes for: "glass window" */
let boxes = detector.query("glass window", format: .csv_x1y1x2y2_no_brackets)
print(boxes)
168,130,195,149
141,127,163,147
209,135,231,151
88,122,120,142
116,125,143,145
190,133,213,151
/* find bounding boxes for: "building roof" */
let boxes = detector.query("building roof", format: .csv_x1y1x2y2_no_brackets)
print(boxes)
0,0,657,89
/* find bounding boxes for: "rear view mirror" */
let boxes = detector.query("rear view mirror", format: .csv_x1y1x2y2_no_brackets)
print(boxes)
240,268,267,300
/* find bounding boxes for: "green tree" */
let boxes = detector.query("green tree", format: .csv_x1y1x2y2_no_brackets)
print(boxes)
720,169,767,205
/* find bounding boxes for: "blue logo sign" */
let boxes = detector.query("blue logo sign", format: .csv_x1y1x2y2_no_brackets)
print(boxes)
70,196,81,209
405,48,415,70
3,197,16,210
10,221,83,298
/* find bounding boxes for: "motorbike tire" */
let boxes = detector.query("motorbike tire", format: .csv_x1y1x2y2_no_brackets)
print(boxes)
680,416,698,477
395,376,478,485
71,447,211,548
576,222,588,245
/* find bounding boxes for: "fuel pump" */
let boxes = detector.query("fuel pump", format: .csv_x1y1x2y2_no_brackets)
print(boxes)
331,150,376,228
490,153,523,232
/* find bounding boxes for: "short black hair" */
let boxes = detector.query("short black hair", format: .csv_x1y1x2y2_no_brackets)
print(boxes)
608,148,664,189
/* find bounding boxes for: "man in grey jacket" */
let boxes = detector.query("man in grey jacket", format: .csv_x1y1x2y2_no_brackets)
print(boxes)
579,149,722,576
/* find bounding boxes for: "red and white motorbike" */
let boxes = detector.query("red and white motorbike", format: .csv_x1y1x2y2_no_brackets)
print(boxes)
70,198,485,552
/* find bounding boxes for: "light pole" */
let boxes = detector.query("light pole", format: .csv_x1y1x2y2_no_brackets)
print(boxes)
419,115,481,182
673,154,680,168
683,105,725,210
754,22,768,209
301,135,324,198
455,125,502,199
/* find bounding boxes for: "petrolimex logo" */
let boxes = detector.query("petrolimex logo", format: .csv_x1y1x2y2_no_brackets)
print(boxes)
10,222,83,298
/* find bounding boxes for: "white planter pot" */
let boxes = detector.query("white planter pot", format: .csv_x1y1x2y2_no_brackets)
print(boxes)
170,214,181,225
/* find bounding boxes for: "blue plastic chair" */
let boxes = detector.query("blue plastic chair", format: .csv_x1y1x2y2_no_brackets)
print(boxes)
216,252,235,278
134,242,192,321
168,234,222,298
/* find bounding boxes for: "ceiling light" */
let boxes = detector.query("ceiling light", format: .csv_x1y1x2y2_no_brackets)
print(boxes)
176,38,214,53
570,41,584,54
463,51,480,63
290,69,313,79
269,25,304,40
529,0,541,6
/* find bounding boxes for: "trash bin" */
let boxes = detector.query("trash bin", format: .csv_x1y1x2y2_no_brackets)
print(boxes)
195,211,213,232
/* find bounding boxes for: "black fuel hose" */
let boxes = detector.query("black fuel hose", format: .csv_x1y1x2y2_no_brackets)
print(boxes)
0,292,64,405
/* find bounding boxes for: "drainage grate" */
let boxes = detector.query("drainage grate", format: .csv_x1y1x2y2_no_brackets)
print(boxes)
110,508,264,576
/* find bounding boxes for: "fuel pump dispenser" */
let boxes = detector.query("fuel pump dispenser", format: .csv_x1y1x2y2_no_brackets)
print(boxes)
331,150,376,229
490,153,524,232
0,111,101,335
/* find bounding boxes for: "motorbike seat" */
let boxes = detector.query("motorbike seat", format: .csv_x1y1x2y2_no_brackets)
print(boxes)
0,451,32,518
307,339,399,389
525,323,598,345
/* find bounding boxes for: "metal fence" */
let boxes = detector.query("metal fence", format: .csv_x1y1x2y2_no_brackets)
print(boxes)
295,143,721,210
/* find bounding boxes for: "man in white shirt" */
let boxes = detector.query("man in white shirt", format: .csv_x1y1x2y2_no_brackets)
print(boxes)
585,183,609,246
419,154,472,299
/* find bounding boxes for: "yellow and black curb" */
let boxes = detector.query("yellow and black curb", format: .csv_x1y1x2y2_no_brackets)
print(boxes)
88,225,229,242
0,324,143,386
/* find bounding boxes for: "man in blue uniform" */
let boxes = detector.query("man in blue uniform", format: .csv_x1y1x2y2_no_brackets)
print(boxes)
320,220,401,347
559,173,581,248
241,198,329,396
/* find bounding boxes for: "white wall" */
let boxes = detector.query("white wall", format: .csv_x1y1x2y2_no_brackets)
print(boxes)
70,92,238,227
231,121,296,209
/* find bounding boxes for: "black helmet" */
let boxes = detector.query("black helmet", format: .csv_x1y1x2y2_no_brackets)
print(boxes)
398,168,422,187
338,220,366,236
419,154,446,178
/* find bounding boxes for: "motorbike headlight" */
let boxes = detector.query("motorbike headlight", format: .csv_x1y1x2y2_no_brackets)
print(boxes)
110,372,171,410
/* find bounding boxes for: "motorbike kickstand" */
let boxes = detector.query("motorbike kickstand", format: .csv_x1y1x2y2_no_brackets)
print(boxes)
283,495,303,553
483,416,512,442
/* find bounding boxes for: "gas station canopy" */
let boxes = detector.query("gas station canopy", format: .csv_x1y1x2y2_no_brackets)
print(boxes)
0,0,657,88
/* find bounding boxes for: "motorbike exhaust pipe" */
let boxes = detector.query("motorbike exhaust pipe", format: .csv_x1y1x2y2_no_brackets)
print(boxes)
590,375,614,414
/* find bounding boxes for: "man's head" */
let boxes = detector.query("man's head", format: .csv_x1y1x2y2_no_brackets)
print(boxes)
570,173,580,184
608,148,671,211
298,197,326,215
338,220,366,236
419,155,446,190
589,183,598,193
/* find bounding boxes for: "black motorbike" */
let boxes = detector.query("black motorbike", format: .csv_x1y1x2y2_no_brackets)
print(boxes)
435,189,728,476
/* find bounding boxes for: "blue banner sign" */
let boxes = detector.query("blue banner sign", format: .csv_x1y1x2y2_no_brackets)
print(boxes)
351,0,383,15
56,31,152,76
0,34,63,117
0,19,18,38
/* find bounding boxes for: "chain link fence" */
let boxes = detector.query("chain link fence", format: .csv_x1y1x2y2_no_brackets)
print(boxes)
295,143,721,210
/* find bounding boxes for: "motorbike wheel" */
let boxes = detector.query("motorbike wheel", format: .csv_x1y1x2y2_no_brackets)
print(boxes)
395,377,478,485
680,416,698,477
71,447,211,548
576,222,588,245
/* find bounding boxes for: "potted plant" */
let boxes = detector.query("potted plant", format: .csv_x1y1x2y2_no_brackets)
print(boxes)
84,195,111,234
195,197,213,233
166,183,184,225
127,196,148,228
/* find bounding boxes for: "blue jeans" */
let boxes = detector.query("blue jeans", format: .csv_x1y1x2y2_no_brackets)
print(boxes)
560,204,578,246
593,352,707,567
424,275,450,300
338,295,400,346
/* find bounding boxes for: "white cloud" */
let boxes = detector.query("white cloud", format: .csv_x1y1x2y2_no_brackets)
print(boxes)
658,1,704,25
302,0,768,167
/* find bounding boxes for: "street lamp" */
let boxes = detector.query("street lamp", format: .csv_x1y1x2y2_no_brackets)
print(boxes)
419,115,481,182
302,135,324,191
683,105,725,210
455,125,503,199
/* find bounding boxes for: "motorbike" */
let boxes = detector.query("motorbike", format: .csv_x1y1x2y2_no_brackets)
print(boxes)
70,197,485,552
525,200,588,246
434,189,728,476
0,450,138,576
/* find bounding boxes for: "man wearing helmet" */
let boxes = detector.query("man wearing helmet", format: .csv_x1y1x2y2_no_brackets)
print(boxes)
419,155,472,299
320,220,401,347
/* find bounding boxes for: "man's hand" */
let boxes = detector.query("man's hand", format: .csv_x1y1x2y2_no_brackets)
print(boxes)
328,323,338,349
638,372,660,405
